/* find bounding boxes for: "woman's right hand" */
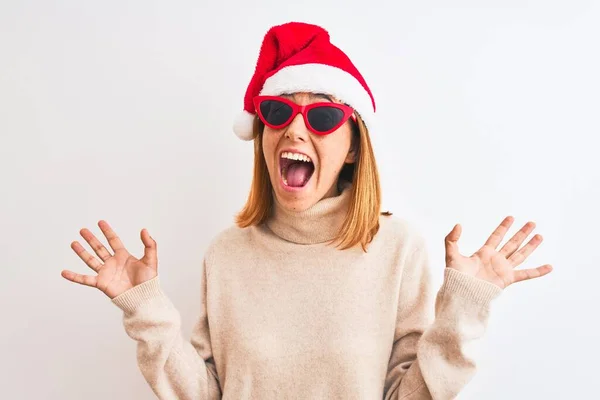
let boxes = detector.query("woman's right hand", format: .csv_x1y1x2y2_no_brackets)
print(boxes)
61,220,158,299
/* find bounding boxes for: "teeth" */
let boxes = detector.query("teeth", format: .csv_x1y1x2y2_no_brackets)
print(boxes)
281,152,311,163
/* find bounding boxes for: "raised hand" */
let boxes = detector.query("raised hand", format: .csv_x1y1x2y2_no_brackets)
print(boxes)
444,216,553,289
61,220,158,299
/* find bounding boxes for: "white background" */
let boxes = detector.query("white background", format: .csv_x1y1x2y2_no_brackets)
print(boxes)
1,0,598,399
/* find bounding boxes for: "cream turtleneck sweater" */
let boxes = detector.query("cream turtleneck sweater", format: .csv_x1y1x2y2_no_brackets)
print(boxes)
112,184,502,399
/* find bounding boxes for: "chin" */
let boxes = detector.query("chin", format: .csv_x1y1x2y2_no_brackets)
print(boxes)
273,184,321,212
278,199,314,212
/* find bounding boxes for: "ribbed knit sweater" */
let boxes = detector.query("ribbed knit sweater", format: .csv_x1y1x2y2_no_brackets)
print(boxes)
112,184,503,399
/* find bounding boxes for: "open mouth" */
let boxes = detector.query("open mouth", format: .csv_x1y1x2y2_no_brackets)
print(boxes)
279,151,315,188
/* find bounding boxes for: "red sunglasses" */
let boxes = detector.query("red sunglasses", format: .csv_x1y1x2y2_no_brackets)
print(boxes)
253,95,356,135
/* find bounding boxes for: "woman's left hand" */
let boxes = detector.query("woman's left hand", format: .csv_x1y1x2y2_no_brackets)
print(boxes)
444,216,553,289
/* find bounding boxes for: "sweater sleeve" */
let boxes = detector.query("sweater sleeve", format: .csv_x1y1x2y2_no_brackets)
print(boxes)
111,257,221,400
383,244,503,400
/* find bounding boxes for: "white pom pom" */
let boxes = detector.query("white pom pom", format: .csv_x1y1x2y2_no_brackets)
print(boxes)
233,111,256,141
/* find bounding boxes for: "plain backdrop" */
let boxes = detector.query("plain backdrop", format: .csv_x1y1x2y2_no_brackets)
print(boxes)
1,0,598,399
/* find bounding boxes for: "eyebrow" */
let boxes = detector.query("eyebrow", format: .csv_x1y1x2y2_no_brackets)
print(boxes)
309,93,334,102
281,92,334,102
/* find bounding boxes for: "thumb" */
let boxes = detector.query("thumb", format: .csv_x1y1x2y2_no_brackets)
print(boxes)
444,223,461,263
140,228,158,269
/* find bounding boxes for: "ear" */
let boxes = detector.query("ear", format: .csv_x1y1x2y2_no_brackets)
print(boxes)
344,130,358,164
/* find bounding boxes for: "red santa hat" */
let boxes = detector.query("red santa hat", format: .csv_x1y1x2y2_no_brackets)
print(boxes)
233,21,377,141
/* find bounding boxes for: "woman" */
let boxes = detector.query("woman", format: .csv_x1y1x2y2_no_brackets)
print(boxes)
61,22,553,399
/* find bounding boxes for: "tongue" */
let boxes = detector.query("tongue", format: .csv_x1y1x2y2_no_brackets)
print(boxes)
286,162,312,187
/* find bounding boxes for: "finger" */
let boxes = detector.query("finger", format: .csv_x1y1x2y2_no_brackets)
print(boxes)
498,221,536,259
140,228,158,268
483,216,515,250
507,234,544,268
98,220,126,253
71,241,103,272
512,264,553,284
80,228,113,262
444,224,461,263
61,269,98,288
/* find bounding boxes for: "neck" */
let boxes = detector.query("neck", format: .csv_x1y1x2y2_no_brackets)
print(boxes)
265,181,352,244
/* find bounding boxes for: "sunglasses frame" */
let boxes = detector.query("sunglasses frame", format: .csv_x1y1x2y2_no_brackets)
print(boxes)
253,95,356,136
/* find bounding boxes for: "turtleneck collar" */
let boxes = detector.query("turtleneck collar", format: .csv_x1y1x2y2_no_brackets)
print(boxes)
265,181,352,245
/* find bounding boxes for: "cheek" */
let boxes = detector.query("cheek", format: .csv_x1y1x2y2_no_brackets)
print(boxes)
315,135,352,175
261,128,280,169
315,148,343,183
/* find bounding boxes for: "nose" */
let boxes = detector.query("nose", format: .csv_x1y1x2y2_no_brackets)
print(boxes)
284,113,309,142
